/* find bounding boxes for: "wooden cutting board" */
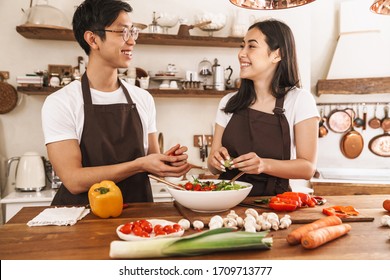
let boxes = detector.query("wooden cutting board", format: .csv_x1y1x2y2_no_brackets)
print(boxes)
174,199,375,227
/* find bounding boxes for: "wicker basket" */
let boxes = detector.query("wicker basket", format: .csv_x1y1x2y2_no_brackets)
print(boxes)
0,74,18,114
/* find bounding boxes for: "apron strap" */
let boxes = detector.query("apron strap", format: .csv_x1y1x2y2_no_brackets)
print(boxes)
81,73,134,105
273,97,291,160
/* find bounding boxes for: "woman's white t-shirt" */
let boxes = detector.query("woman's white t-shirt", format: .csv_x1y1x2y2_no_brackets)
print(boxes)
41,79,157,155
215,87,319,159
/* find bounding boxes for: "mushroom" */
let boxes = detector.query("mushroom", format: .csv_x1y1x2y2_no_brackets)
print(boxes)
223,217,238,228
193,220,204,230
178,218,191,230
380,215,390,227
279,215,292,229
245,208,259,219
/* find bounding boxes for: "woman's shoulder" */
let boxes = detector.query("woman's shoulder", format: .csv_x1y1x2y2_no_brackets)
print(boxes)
219,91,238,106
286,87,316,104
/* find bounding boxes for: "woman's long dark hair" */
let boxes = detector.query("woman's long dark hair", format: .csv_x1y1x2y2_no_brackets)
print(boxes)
224,19,301,114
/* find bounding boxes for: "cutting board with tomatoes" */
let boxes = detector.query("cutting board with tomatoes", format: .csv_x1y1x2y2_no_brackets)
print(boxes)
173,196,375,227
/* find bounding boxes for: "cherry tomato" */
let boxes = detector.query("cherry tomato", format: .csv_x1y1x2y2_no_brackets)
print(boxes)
210,185,217,191
155,229,167,236
173,223,182,231
139,231,150,238
119,223,132,234
132,225,143,236
140,220,153,233
163,225,174,233
184,182,193,190
193,184,201,191
202,186,211,191
153,224,163,233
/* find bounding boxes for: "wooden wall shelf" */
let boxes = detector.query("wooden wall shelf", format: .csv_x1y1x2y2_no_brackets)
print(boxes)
316,76,390,96
16,24,242,48
17,86,234,98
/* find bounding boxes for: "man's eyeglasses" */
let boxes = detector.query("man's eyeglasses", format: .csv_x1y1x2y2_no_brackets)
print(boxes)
96,26,139,41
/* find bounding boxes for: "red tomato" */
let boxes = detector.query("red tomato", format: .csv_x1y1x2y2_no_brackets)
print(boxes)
119,223,132,234
163,225,174,233
184,182,193,190
155,229,167,236
202,186,211,191
153,224,163,233
173,223,182,231
140,220,153,233
210,185,216,190
132,225,143,236
139,231,150,238
193,184,201,191
133,220,142,227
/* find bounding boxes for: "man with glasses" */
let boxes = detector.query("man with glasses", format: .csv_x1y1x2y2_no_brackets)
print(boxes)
42,0,190,206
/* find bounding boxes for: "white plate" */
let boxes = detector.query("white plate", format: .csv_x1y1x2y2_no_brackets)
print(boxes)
116,219,184,241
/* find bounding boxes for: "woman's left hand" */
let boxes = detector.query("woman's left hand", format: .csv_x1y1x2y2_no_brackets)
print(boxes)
231,152,265,175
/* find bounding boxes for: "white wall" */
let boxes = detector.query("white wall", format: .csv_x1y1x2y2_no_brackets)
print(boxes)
0,0,389,197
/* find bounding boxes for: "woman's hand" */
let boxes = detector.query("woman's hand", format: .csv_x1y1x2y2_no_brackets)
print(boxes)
231,152,265,175
208,146,232,173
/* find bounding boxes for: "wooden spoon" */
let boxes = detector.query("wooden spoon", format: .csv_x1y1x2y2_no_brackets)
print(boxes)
229,171,245,184
148,174,186,191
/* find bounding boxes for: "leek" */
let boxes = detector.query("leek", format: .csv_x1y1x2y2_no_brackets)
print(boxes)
110,228,272,259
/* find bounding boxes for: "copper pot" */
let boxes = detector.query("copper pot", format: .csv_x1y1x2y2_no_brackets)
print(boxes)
340,113,364,159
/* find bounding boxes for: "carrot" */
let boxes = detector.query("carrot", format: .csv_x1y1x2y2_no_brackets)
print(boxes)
301,224,351,249
286,216,342,245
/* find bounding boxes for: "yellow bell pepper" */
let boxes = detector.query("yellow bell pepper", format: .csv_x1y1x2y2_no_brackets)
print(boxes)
88,180,123,218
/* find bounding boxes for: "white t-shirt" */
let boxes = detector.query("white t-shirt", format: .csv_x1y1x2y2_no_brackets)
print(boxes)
41,79,157,155
215,87,319,159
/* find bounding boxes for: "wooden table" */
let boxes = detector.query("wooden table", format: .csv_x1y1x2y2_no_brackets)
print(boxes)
0,195,389,260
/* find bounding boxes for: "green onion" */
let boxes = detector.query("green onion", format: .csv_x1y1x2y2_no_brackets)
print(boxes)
110,228,272,259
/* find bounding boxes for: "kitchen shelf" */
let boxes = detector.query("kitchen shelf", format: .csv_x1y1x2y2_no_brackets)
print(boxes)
17,86,235,98
316,76,390,95
16,24,242,48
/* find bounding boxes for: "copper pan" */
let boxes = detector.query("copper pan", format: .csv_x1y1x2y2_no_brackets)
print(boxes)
340,113,364,159
327,107,354,133
368,103,381,129
369,105,390,157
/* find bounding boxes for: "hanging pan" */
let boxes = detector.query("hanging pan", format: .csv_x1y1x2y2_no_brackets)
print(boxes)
318,106,328,138
327,106,354,133
340,112,364,159
369,105,390,157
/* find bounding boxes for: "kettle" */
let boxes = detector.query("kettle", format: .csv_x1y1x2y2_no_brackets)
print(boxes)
7,152,46,191
212,58,225,91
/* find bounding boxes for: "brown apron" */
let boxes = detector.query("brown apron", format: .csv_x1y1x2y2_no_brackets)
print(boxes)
219,97,291,196
51,74,152,205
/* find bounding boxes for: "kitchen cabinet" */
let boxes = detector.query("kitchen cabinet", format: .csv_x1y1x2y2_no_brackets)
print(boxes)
16,24,240,97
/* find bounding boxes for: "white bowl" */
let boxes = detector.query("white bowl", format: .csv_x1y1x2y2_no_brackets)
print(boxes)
167,179,252,213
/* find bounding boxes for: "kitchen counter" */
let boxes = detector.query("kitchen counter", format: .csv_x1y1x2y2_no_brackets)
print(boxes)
0,189,57,222
0,195,389,260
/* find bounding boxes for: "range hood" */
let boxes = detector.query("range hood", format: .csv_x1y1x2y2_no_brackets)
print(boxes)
317,0,390,95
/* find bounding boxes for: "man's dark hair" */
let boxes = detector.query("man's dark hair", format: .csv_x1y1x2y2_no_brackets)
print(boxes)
72,0,132,55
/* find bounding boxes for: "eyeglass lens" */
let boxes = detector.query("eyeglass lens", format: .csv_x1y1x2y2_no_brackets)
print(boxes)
123,27,139,41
